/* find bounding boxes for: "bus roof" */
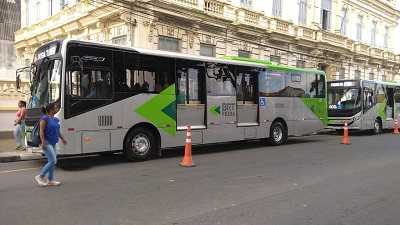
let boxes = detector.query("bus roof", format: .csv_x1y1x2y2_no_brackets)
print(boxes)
267,64,326,75
63,39,268,69
220,56,279,65
328,79,400,87
221,56,325,75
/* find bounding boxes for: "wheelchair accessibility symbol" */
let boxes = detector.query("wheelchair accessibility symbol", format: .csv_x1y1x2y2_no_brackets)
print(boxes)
260,98,266,106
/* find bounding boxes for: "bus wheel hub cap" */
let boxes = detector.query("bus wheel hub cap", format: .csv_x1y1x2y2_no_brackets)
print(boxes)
133,136,149,154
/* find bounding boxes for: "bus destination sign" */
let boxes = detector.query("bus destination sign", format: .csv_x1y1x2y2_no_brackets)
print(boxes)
36,44,58,60
329,81,358,88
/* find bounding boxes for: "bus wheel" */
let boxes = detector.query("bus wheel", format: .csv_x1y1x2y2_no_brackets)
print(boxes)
124,128,156,161
372,119,382,135
268,122,287,146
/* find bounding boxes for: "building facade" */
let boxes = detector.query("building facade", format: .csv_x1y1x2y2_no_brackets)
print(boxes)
11,0,400,86
0,0,21,79
0,0,22,131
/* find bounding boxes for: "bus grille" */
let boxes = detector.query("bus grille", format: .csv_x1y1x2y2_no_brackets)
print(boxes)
98,115,113,127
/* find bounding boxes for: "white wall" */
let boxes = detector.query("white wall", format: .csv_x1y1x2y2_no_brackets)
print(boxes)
0,40,21,80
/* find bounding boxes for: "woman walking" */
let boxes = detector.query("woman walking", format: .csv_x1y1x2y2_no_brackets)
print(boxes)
13,100,27,150
35,103,67,187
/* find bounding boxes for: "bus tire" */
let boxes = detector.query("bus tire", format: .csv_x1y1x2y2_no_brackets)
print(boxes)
372,118,382,135
268,122,287,146
124,128,156,161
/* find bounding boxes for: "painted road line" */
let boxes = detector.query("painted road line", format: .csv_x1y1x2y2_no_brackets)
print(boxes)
0,167,42,174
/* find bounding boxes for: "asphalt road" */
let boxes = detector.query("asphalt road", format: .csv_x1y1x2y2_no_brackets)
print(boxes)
1,131,400,225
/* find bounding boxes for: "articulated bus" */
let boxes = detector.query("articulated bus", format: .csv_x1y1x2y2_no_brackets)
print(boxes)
327,79,400,134
16,39,327,161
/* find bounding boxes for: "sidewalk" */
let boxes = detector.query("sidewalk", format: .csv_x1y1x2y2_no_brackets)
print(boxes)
0,131,45,163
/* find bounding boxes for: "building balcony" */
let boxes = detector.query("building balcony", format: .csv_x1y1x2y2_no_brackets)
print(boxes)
319,30,346,48
266,18,295,42
234,8,266,29
295,26,315,41
0,79,29,101
353,42,370,61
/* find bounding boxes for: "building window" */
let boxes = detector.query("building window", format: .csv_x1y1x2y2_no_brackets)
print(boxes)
369,73,374,80
200,44,215,57
272,0,282,18
270,56,280,63
48,0,52,16
112,36,127,46
371,21,376,45
339,68,345,79
320,0,331,30
381,74,386,81
60,0,67,10
240,0,252,9
354,70,360,79
340,9,347,35
238,50,250,58
36,0,41,22
296,60,305,68
158,37,180,52
298,0,307,25
26,0,30,26
383,26,389,49
356,15,363,42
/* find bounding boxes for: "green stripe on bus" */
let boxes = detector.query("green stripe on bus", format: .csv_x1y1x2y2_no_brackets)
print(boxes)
135,84,177,136
378,99,387,121
300,98,328,125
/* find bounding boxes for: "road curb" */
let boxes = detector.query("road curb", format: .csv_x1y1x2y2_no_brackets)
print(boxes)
0,152,45,163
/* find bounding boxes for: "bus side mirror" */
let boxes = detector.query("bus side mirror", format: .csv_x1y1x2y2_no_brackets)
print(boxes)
16,74,21,90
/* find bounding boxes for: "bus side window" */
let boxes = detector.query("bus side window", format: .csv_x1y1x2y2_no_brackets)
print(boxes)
176,59,204,104
206,63,235,96
69,70,82,98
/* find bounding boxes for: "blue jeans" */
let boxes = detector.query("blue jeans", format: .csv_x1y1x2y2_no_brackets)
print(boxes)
13,120,26,147
39,140,57,181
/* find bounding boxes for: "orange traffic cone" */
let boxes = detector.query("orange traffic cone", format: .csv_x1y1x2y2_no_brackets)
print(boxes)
394,116,399,134
340,119,351,145
180,125,195,167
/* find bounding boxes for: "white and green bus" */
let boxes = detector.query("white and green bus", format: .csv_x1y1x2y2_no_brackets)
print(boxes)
16,39,327,161
327,79,400,134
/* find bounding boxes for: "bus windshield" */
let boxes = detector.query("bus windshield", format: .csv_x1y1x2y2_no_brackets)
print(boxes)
29,59,62,108
328,87,361,110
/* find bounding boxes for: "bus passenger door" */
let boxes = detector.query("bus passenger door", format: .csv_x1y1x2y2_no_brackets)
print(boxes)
236,67,259,132
395,87,400,118
205,63,238,142
176,60,205,144
386,87,394,120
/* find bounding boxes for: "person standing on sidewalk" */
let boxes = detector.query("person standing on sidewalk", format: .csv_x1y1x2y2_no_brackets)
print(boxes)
35,103,67,187
13,100,26,150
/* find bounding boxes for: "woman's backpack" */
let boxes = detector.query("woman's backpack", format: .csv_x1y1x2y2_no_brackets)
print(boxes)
30,116,48,145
